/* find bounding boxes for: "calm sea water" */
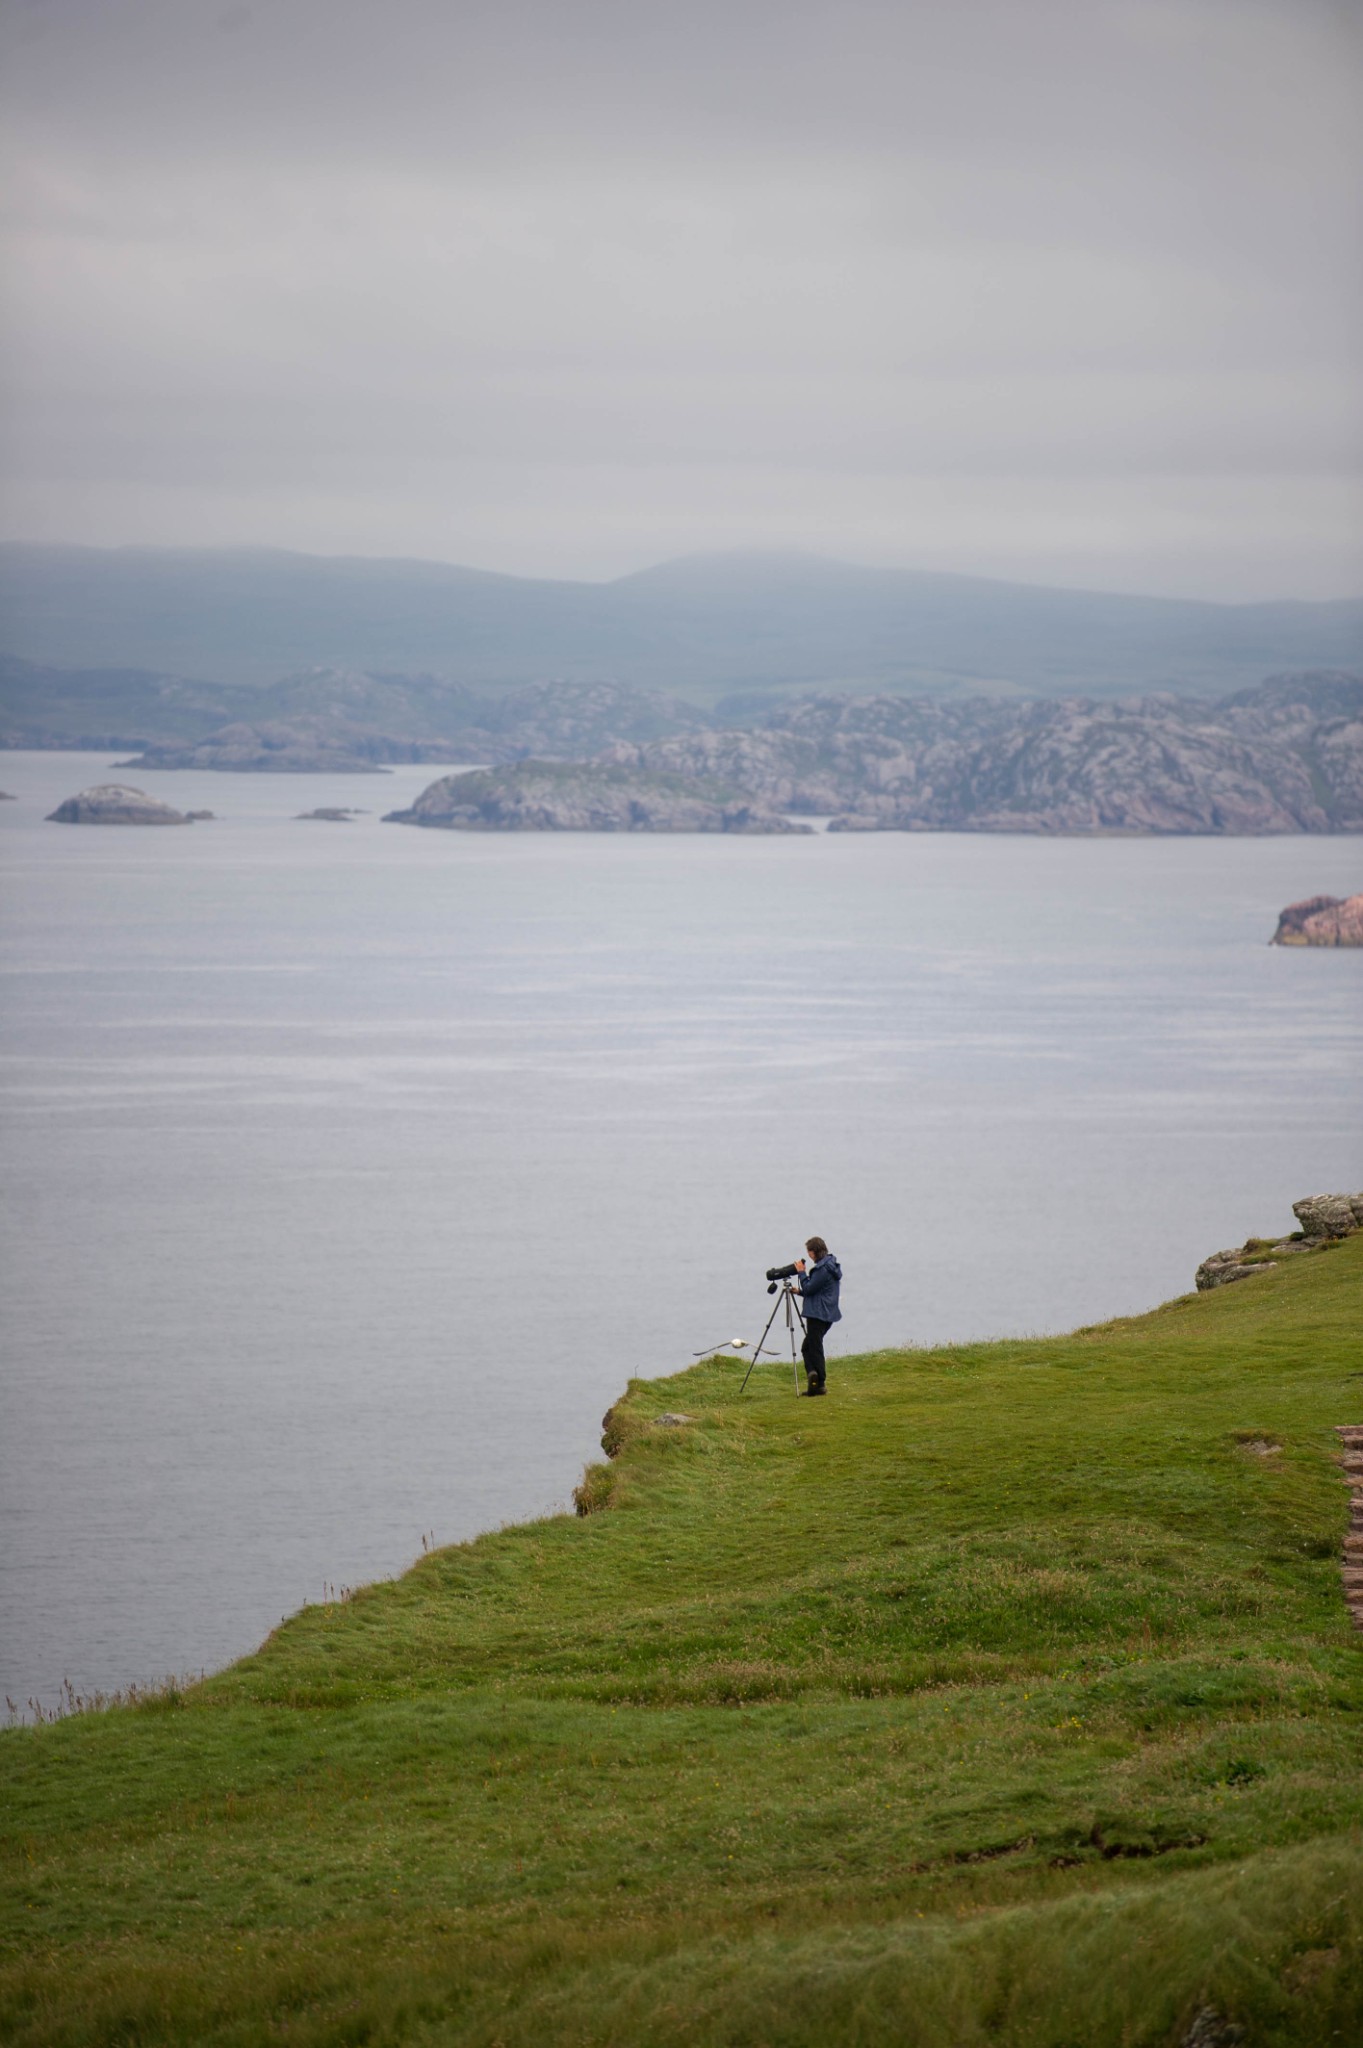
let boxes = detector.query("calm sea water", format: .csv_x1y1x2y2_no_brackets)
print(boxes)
2,751,1361,1709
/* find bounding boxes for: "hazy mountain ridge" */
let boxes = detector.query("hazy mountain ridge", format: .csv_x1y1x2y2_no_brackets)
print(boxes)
3,543,1359,701
0,653,262,747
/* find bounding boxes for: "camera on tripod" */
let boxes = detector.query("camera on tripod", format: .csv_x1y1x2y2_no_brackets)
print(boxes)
742,1263,807,1393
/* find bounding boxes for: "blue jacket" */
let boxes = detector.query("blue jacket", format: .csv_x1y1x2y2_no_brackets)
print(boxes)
799,1253,842,1325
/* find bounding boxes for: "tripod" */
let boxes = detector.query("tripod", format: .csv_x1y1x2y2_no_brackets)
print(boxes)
740,1279,806,1395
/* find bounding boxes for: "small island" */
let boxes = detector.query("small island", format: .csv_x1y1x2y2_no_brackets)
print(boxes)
384,759,811,834
1271,893,1363,946
46,783,195,825
116,720,395,774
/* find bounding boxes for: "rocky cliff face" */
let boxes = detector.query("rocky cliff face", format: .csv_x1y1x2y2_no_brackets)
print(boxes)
1271,894,1363,946
384,760,809,834
46,783,194,825
49,668,1363,833
1194,1191,1363,1290
612,674,1363,834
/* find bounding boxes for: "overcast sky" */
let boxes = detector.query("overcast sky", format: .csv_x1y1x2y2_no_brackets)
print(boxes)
1,0,1359,597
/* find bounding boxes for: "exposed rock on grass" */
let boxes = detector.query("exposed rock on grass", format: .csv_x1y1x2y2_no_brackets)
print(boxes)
1195,1192,1361,1290
1294,1193,1363,1238
1182,2009,1245,2048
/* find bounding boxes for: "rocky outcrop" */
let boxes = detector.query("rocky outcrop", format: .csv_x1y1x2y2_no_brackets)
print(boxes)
616,674,1363,835
1219,672,1363,825
1293,1193,1363,1238
384,761,810,834
21,664,1363,833
1271,894,1363,946
1195,1191,1363,1290
296,807,365,821
46,783,193,825
1195,1243,1288,1290
441,679,710,762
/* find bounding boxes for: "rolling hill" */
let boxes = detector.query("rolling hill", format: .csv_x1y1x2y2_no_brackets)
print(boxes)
2,543,1359,704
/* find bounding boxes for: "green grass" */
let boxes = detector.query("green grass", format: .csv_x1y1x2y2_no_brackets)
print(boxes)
3,1236,1361,2046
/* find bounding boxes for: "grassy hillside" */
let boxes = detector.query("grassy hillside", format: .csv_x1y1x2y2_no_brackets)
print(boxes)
3,1235,1361,2046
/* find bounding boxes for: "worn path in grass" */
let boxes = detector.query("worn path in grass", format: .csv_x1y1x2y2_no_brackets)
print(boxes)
2,1234,1361,2046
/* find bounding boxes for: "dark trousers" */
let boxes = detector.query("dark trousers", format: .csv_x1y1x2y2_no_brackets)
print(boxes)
801,1317,830,1389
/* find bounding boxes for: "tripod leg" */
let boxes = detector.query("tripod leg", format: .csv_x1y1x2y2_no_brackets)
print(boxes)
740,1289,787,1394
787,1288,800,1393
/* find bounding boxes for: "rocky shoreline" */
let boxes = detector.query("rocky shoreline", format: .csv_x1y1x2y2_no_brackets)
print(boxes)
6,660,1361,833
383,760,810,834
1194,1192,1363,1292
608,673,1363,836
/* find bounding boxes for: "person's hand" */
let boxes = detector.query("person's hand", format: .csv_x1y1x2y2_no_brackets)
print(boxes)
795,1259,806,1274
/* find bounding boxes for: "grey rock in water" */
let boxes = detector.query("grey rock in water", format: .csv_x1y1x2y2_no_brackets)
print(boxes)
1270,892,1363,946
384,760,811,834
46,783,192,825
296,807,365,821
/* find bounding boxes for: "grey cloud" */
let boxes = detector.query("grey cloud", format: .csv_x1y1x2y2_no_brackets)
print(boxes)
0,0,1359,596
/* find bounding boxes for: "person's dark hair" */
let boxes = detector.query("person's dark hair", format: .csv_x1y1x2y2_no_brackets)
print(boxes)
805,1236,828,1261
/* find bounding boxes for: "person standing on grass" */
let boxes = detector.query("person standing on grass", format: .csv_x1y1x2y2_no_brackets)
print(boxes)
795,1236,841,1396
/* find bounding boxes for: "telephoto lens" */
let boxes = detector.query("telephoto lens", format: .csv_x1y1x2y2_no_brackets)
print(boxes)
765,1262,799,1283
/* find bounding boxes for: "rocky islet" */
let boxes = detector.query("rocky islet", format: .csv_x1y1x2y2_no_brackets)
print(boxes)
1271,893,1363,946
45,783,197,825
383,760,810,834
